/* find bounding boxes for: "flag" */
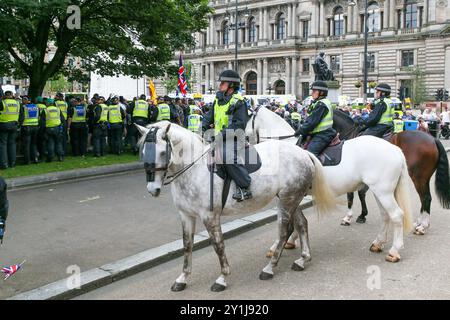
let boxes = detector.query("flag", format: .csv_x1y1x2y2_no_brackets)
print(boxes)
178,55,188,96
1,260,25,280
148,80,157,104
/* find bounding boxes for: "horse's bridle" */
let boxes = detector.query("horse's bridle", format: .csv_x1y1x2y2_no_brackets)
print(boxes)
144,127,172,183
250,106,296,143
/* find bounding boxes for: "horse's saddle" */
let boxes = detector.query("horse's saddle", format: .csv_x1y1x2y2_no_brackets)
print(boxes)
301,134,344,166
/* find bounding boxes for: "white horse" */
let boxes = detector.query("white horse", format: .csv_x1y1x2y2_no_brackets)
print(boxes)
246,107,413,263
137,121,337,292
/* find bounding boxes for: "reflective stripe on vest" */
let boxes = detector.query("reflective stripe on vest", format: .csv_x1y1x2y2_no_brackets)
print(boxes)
393,119,404,133
291,112,301,121
108,105,122,124
213,93,244,134
55,100,68,120
157,104,171,121
188,114,201,132
98,104,109,123
310,99,333,134
37,103,47,111
0,99,20,123
23,104,39,126
133,100,149,118
72,105,87,123
45,106,61,128
378,98,394,125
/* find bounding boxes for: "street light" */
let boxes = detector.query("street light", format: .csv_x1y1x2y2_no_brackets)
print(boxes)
226,1,249,72
349,0,368,102
208,86,214,94
267,83,273,95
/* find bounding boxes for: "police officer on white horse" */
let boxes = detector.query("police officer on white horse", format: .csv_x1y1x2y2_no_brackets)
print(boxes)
202,70,252,201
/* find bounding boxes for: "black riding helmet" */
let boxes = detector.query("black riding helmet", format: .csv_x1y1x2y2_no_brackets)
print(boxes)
375,83,391,96
218,69,241,90
310,81,328,96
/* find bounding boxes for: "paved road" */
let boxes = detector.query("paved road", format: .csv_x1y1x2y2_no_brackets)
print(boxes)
0,171,264,299
77,182,450,300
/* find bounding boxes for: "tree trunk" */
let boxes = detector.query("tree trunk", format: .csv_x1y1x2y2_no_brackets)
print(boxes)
28,75,47,99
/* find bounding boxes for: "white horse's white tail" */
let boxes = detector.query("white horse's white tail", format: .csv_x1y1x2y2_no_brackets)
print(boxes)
307,153,337,217
395,156,413,233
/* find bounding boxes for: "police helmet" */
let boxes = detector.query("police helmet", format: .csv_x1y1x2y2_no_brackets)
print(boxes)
140,94,146,100
218,70,241,89
163,95,171,102
310,81,328,94
375,83,391,95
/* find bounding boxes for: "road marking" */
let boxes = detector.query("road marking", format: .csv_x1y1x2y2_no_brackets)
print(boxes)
79,196,100,203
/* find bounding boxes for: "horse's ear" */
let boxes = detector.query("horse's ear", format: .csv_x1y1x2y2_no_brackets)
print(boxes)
135,124,149,136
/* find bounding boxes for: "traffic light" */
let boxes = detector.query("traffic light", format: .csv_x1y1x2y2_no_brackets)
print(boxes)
435,88,444,101
444,89,449,101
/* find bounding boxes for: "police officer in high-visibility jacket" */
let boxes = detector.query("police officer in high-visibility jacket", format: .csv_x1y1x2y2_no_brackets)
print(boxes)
36,96,47,161
108,96,126,155
187,107,202,134
393,113,404,133
128,94,151,155
68,98,88,157
0,91,20,169
150,96,179,124
91,96,109,157
294,81,337,158
55,93,68,156
202,70,252,202
40,99,65,162
358,83,394,137
290,110,301,130
19,96,40,164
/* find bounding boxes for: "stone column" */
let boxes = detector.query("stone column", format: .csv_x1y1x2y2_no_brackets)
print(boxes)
210,62,215,85
347,4,353,33
291,56,298,95
205,63,210,91
292,4,298,37
311,1,319,36
264,8,269,40
259,8,263,40
320,0,325,36
400,9,404,29
389,0,395,29
257,59,263,94
263,58,268,94
329,18,333,36
423,0,428,25
285,57,291,95
353,1,359,32
228,61,233,70
210,16,214,45
287,4,292,37
383,0,389,29
198,64,203,93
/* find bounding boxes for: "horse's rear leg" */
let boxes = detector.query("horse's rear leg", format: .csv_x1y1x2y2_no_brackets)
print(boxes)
171,215,196,292
356,187,369,224
341,192,354,226
291,208,311,271
414,180,432,235
370,196,390,253
203,216,230,292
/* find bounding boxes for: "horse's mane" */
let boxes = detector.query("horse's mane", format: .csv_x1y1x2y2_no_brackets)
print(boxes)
334,108,356,126
257,107,295,134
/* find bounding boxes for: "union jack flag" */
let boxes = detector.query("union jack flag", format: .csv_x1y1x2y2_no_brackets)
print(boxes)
1,260,26,280
178,54,188,96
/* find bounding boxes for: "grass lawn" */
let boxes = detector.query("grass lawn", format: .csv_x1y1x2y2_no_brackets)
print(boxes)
0,153,139,179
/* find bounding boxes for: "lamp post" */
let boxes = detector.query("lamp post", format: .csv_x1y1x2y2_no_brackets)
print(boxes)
349,0,368,102
267,82,273,95
226,1,249,72
208,86,214,94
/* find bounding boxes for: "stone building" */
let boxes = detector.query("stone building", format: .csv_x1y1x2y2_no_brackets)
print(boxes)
170,0,450,102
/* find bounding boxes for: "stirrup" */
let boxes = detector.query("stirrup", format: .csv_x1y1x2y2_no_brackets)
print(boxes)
232,187,252,202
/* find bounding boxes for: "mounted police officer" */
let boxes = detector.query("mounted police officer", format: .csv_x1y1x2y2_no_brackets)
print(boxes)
295,81,337,158
358,83,394,137
0,91,20,169
202,70,252,201
19,96,40,164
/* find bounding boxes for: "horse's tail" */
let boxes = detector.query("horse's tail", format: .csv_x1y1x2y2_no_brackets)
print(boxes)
434,138,450,209
395,155,413,233
307,153,337,217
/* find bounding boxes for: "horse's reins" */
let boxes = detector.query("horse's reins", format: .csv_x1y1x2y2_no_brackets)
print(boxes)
163,147,210,186
251,106,296,143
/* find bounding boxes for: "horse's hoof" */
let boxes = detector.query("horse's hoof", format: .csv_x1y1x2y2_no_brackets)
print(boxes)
210,282,226,292
284,242,296,250
385,254,400,263
266,250,274,258
414,226,426,235
291,262,305,271
259,271,274,280
369,243,383,253
356,216,366,224
171,282,186,292
340,220,351,226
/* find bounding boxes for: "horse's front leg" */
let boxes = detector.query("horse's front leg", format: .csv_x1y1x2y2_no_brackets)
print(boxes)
341,192,354,226
202,215,230,292
171,214,196,292
356,187,369,224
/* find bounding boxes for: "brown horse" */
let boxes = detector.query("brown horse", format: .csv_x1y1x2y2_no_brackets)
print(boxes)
334,109,450,235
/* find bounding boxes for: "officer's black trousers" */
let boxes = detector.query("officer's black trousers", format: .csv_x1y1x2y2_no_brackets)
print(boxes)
130,118,148,152
360,124,392,138
92,123,107,157
109,123,123,155
220,139,251,189
45,127,63,162
70,123,88,156
0,124,18,169
0,177,8,222
306,133,335,158
21,126,39,164
37,126,46,160
61,120,68,156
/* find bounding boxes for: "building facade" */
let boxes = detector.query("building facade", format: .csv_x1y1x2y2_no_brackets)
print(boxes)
175,0,450,102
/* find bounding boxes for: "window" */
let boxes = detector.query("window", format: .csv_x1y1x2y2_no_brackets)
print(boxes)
367,53,376,72
274,80,286,95
246,72,257,95
333,7,344,36
330,55,341,72
302,21,309,39
276,13,286,40
401,50,414,67
405,0,418,29
302,58,310,72
248,18,256,43
367,2,380,32
302,82,310,99
223,22,229,45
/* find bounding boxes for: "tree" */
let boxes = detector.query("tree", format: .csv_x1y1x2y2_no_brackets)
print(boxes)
0,0,211,98
409,66,428,106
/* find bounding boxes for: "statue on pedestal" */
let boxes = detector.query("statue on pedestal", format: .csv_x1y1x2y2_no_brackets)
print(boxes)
313,52,335,81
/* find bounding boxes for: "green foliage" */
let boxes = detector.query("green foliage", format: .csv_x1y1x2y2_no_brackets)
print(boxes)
0,0,211,97
406,66,428,105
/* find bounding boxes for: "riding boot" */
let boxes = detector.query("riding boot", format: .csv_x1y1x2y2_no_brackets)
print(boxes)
232,186,253,202
0,219,5,244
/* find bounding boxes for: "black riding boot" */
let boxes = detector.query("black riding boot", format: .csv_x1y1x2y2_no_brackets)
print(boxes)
232,186,253,202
